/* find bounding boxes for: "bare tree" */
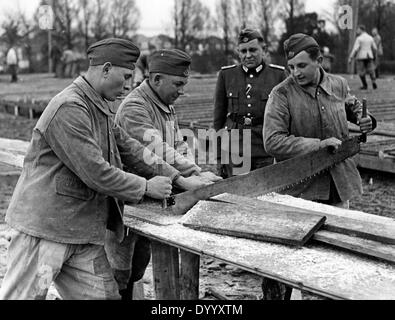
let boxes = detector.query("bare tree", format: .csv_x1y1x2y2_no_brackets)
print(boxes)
172,0,212,50
91,0,110,41
109,0,140,38
280,0,305,33
254,0,279,44
216,0,235,61
234,0,253,31
77,0,94,51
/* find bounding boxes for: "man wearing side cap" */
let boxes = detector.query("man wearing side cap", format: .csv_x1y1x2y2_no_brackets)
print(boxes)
264,34,376,297
214,28,287,178
0,39,210,300
109,49,222,299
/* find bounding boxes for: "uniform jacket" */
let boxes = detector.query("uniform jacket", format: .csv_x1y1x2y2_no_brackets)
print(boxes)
115,80,201,177
263,69,376,202
350,32,377,60
6,76,180,245
214,63,287,158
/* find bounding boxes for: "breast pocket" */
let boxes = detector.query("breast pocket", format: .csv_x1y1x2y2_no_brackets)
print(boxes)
55,167,95,201
227,91,239,113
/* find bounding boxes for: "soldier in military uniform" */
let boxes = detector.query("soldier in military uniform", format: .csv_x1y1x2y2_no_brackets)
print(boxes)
214,28,287,178
214,28,291,300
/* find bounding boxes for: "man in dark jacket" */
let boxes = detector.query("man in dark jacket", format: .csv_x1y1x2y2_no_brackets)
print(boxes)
0,38,209,300
214,28,287,178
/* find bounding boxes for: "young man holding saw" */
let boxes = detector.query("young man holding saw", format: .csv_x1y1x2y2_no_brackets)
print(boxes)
263,33,376,210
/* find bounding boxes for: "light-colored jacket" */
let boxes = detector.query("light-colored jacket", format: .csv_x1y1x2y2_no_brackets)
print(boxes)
350,32,377,60
115,80,201,177
6,47,17,65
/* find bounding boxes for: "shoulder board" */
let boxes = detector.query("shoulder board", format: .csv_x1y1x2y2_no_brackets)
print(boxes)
221,64,237,70
269,64,285,71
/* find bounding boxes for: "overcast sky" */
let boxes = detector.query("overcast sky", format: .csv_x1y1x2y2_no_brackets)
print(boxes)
0,0,335,36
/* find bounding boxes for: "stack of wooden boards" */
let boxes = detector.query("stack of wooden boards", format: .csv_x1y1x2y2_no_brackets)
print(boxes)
202,194,395,264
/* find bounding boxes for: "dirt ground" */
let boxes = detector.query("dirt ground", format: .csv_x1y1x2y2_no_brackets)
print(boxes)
1,112,395,300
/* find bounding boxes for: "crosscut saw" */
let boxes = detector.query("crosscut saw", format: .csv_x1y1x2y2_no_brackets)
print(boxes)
167,135,363,215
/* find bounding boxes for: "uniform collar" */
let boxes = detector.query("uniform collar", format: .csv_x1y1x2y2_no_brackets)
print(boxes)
140,80,172,114
73,76,112,116
242,63,264,74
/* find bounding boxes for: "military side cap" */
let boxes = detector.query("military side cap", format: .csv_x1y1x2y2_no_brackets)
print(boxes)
148,49,191,77
283,33,320,59
238,28,264,44
87,38,140,70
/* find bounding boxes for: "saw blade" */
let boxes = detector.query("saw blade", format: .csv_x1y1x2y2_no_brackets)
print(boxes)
168,136,361,215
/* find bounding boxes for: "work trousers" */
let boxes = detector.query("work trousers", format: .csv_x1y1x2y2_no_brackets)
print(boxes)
0,230,120,300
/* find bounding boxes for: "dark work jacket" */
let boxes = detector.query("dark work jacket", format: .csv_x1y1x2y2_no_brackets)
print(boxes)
214,63,287,159
6,76,180,245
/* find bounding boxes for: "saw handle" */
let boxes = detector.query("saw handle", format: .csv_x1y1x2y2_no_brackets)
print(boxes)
361,98,368,143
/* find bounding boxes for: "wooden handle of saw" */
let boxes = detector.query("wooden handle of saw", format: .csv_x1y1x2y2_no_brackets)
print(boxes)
361,98,368,143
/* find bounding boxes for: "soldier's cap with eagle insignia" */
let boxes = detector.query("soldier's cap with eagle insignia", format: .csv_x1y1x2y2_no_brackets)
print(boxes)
238,28,264,44
148,49,191,77
283,33,320,60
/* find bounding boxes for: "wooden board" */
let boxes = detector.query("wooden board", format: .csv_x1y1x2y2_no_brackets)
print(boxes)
181,200,326,247
215,193,395,245
0,138,29,168
123,213,395,300
314,230,395,264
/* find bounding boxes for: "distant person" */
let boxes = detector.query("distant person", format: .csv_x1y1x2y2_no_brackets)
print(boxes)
6,46,18,83
348,25,378,90
51,44,63,78
322,46,334,73
372,27,383,78
61,48,75,78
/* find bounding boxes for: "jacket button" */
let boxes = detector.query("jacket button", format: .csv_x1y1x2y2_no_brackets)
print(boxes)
321,106,325,111
248,104,252,108
229,93,233,97
247,95,251,99
250,74,254,78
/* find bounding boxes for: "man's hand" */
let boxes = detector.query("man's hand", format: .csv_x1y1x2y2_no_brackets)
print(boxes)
145,176,172,200
360,116,373,134
320,137,342,153
174,175,213,191
199,171,223,183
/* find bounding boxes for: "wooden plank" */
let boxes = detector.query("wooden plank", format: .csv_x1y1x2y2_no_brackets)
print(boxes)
314,230,395,264
354,153,395,174
215,194,395,245
151,240,180,300
123,214,395,300
181,201,326,247
179,250,200,300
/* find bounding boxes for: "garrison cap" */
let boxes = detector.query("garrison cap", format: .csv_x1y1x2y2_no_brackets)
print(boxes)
283,33,320,60
238,28,264,44
87,38,140,70
148,49,191,77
